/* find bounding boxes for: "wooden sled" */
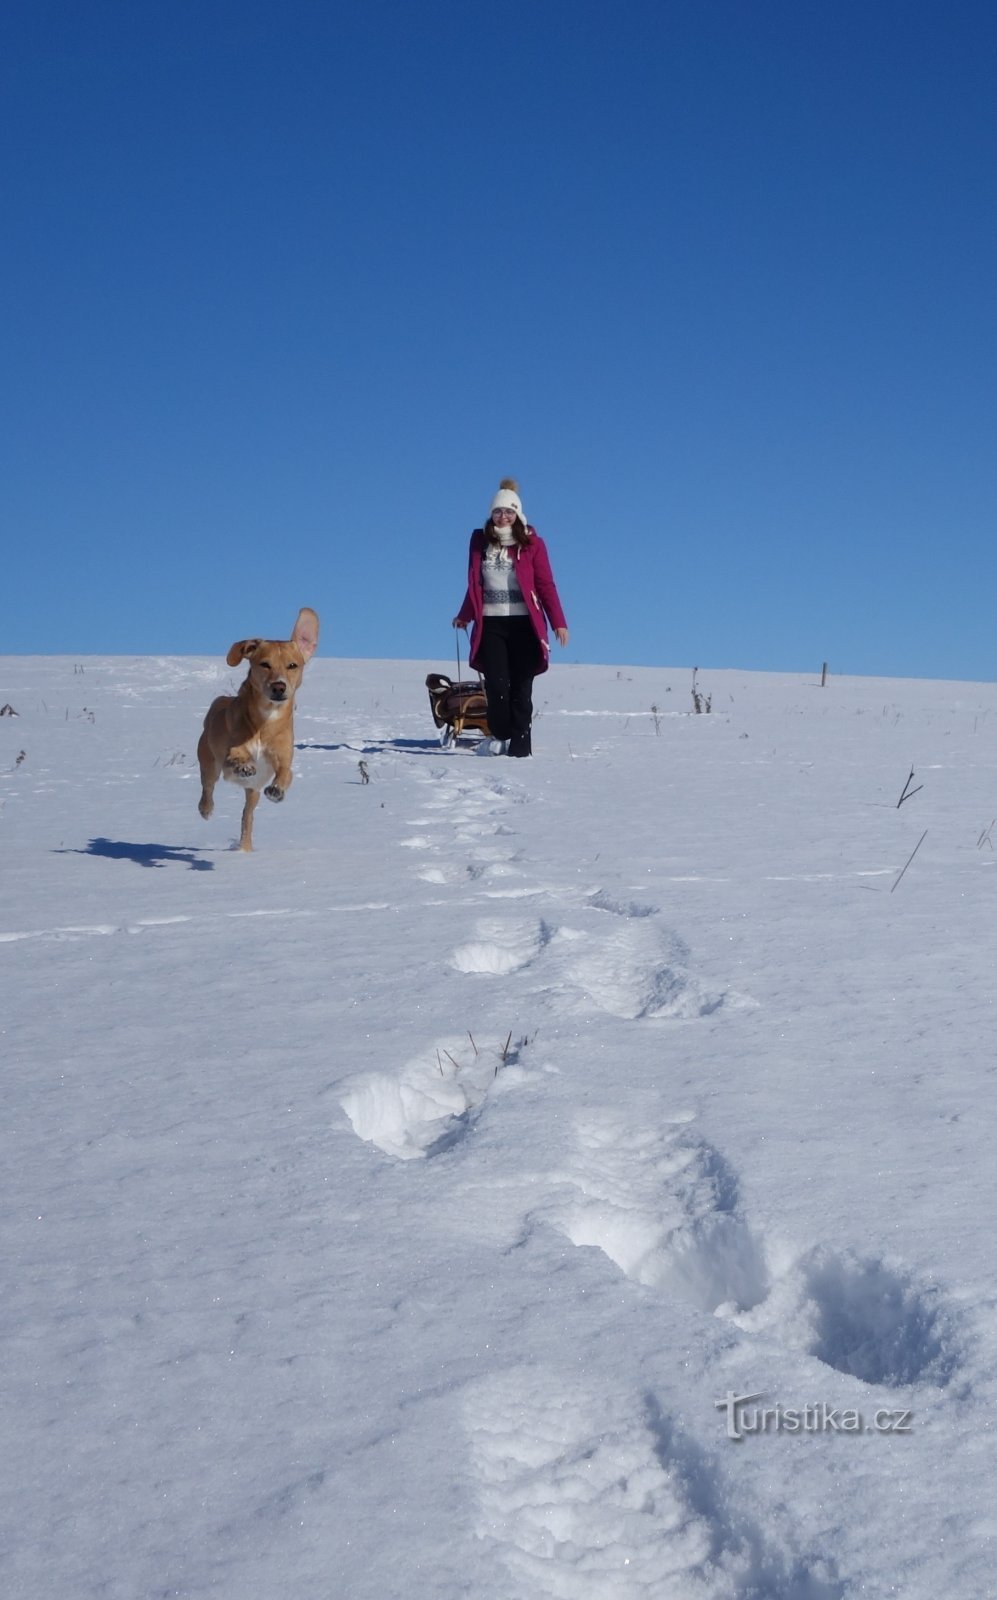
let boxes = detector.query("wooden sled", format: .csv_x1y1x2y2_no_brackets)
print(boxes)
425,672,491,748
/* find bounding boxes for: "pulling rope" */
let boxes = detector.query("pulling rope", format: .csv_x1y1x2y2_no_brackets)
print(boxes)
444,622,488,746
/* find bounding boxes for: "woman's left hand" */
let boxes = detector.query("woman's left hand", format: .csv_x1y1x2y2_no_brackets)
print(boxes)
555,628,569,647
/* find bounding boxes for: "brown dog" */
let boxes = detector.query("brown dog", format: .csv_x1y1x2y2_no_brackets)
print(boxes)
197,607,319,851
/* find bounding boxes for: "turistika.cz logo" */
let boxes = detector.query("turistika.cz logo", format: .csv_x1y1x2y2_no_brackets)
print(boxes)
716,1391,913,1441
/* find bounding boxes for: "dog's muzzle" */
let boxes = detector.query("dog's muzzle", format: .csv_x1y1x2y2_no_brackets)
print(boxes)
267,682,288,701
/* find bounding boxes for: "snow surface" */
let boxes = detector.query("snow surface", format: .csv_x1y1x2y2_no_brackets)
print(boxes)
3,653,996,1599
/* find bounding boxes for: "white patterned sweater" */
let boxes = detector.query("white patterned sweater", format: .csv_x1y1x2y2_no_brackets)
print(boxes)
481,545,528,616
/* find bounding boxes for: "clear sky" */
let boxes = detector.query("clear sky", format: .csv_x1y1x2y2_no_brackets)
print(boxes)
2,0,995,680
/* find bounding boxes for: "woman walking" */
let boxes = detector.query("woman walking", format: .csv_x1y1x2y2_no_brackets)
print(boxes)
452,478,569,757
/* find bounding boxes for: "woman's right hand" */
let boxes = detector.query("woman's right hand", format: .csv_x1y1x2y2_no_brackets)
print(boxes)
452,617,468,629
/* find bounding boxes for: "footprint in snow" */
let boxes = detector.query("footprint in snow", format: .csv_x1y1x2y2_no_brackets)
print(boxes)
586,888,660,919
545,1111,965,1389
540,1108,770,1315
451,917,552,977
455,820,516,842
549,919,729,1021
448,914,734,1019
464,1368,731,1598
732,1243,964,1389
339,1036,510,1160
463,1369,842,1599
415,861,489,886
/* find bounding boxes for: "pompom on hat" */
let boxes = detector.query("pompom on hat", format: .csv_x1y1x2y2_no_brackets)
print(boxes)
489,477,526,529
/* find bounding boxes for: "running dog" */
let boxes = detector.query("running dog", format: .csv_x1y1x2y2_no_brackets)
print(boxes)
197,607,319,851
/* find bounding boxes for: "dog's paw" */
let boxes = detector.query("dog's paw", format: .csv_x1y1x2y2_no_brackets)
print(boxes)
226,759,257,778
198,798,214,819
264,784,285,803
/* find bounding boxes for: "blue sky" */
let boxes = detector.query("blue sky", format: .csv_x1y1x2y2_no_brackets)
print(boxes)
2,0,995,680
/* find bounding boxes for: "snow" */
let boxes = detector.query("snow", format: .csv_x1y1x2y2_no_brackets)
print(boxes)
2,653,996,1599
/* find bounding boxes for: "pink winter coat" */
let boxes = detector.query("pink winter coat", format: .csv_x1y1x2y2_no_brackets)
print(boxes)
455,527,568,675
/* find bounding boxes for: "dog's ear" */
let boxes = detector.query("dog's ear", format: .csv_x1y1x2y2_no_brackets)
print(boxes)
226,639,262,666
291,608,319,661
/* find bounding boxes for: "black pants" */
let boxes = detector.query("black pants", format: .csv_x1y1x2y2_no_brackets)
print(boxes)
477,616,540,755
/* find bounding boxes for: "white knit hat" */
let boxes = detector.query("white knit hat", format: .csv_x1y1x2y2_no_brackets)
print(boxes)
489,477,526,529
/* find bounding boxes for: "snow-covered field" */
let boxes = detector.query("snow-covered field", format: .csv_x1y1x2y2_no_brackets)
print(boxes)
3,652,996,1599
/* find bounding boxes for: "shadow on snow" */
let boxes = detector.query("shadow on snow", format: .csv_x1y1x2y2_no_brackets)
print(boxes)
56,838,215,870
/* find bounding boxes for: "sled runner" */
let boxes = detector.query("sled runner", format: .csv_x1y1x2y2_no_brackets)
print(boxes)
425,672,491,748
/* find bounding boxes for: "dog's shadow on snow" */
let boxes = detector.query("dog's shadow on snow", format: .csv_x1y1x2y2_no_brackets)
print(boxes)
57,838,215,870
